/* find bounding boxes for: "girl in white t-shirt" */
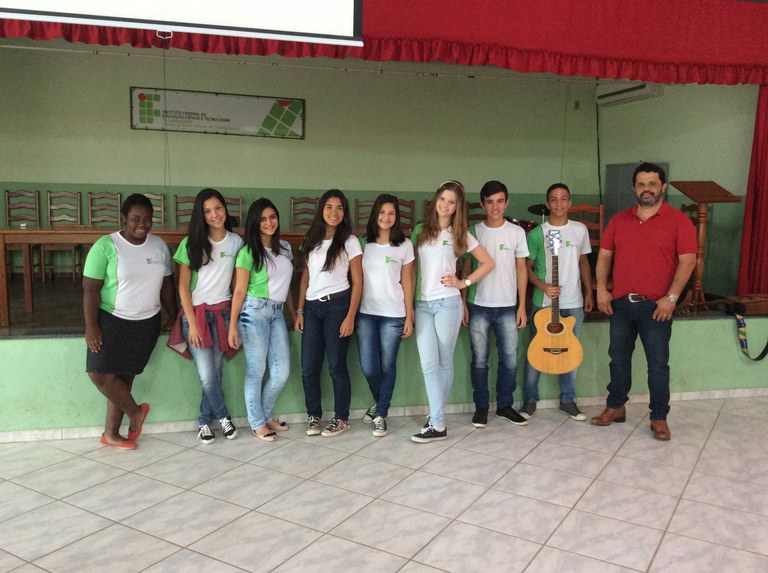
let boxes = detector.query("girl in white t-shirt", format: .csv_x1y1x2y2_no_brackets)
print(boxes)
356,194,415,437
171,188,243,445
295,189,363,438
228,198,296,442
411,181,494,443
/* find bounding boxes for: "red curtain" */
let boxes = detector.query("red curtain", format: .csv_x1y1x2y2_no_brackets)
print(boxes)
738,85,768,295
3,0,768,85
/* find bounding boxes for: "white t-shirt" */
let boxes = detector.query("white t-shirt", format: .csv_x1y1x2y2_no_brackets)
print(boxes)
305,234,363,300
528,220,591,309
83,232,173,320
360,239,415,317
467,221,529,307
174,231,243,306
413,225,479,301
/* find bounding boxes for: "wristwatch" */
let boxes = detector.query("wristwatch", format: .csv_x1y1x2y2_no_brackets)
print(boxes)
666,294,678,303
464,278,472,288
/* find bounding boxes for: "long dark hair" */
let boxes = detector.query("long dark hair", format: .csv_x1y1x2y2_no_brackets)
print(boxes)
300,189,353,271
186,188,233,271
244,198,282,272
366,194,406,246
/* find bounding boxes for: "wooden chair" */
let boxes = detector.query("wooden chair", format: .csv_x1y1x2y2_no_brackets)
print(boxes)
42,191,82,282
5,190,42,279
88,192,122,228
398,199,415,234
144,193,166,226
568,203,604,248
466,201,485,223
354,199,375,235
290,196,318,232
225,196,243,228
174,195,196,228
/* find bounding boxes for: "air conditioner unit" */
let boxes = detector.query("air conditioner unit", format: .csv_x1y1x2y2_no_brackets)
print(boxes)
596,81,664,106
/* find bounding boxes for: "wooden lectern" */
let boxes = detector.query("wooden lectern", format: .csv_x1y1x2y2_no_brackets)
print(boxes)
668,181,741,304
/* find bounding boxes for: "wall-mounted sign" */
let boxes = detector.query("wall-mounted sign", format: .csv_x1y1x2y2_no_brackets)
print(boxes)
0,0,363,46
131,87,304,139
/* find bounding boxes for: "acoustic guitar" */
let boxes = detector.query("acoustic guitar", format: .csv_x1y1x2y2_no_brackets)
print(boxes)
526,229,584,374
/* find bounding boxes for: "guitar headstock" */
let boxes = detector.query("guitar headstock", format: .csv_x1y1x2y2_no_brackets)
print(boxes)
546,229,561,256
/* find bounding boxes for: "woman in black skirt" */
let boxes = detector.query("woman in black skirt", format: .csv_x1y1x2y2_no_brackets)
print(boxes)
83,194,177,449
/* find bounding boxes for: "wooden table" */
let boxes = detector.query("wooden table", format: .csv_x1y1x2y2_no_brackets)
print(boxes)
0,227,305,327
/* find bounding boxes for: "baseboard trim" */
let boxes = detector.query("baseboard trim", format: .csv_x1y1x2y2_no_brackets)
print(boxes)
3,387,768,443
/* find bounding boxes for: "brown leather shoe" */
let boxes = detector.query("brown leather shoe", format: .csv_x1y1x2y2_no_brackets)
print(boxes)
650,419,671,441
590,405,626,426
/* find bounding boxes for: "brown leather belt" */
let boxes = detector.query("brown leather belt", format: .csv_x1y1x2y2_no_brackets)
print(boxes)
317,288,351,302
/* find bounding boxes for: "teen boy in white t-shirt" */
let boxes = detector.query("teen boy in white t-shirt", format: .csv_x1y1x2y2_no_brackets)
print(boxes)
464,180,530,428
522,183,593,421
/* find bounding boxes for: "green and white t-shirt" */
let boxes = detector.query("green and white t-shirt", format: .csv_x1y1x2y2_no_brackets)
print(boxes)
360,238,415,318
235,239,294,303
527,220,591,309
173,231,243,306
466,221,529,307
412,223,479,302
83,232,172,320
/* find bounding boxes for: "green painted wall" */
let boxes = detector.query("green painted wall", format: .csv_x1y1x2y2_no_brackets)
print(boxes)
0,39,598,201
1,316,766,432
598,84,759,297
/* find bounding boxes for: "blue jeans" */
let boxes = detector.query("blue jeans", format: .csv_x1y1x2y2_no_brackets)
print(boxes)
523,305,584,401
606,298,672,420
415,296,463,429
182,311,230,426
301,294,352,420
468,303,519,410
356,313,405,418
238,297,291,430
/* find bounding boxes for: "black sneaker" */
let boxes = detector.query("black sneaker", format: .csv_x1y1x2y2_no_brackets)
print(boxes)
520,400,537,420
559,399,587,421
198,424,216,445
219,416,238,439
472,409,488,428
372,416,388,437
411,425,447,443
362,402,377,424
496,406,529,426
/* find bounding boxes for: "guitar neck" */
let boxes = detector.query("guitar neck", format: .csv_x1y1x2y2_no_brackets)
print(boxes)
551,254,560,322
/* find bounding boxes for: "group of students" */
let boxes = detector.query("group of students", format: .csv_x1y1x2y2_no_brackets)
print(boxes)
83,179,593,449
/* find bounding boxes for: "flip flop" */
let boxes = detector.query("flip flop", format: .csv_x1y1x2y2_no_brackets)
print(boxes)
251,429,277,442
100,433,137,450
128,403,150,441
267,419,290,432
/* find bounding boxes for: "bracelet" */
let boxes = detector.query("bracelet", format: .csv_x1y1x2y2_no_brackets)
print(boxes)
296,308,304,314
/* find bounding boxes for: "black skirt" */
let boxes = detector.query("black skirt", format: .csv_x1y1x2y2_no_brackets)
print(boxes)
86,309,161,376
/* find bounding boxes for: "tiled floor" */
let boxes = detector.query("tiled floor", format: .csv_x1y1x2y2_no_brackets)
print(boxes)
2,397,768,572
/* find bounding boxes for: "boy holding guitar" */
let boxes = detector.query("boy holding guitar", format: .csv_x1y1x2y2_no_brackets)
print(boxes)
522,183,594,420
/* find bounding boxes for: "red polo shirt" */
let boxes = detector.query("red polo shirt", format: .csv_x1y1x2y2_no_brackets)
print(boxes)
601,202,697,300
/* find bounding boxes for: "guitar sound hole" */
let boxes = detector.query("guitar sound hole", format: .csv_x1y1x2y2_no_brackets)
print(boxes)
546,323,564,334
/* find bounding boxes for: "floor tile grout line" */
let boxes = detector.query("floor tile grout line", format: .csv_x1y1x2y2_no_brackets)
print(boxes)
644,401,726,572
518,413,638,571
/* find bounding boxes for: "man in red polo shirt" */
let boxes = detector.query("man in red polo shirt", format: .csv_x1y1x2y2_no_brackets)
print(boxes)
593,162,697,441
